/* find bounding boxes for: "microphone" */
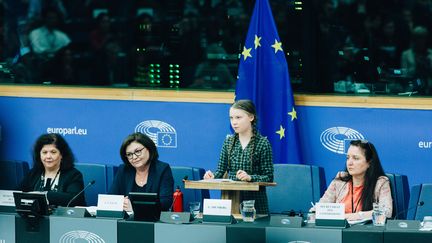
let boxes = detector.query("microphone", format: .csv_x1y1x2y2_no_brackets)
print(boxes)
393,201,424,220
66,180,96,207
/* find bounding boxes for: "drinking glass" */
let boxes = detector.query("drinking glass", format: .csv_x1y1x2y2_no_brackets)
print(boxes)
372,203,386,226
189,202,201,219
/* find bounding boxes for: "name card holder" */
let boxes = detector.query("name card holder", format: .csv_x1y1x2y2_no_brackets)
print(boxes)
202,199,236,225
315,203,348,228
96,209,128,219
315,219,349,228
96,194,127,219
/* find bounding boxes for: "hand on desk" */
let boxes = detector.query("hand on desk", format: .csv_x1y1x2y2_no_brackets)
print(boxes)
236,170,251,182
123,196,132,212
203,170,251,181
203,170,214,179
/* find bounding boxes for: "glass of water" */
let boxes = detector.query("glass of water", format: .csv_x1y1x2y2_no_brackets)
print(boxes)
189,202,201,219
372,203,386,226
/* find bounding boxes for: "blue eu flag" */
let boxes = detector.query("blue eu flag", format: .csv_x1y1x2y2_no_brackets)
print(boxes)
235,0,302,164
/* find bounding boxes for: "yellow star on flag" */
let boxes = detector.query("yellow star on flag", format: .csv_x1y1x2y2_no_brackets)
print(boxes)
276,125,285,139
242,46,252,60
271,39,283,53
288,107,297,121
254,35,261,49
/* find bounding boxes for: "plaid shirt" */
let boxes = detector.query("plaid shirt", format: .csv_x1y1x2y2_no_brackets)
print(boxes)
214,133,274,214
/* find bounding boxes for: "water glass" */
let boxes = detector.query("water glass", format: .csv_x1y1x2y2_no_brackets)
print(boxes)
306,211,316,224
189,202,201,219
422,216,432,229
372,203,386,226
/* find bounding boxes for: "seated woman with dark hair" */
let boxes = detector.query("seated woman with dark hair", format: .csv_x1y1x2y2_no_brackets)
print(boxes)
19,133,86,207
317,140,392,221
109,132,174,211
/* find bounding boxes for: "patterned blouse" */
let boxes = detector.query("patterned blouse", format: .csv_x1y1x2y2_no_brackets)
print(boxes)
319,172,393,218
214,132,274,214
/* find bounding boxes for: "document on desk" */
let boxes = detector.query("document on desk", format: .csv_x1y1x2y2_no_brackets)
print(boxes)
348,218,372,226
202,179,234,182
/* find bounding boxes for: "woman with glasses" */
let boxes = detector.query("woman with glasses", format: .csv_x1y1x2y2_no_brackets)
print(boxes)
109,132,174,211
19,133,86,207
316,140,392,221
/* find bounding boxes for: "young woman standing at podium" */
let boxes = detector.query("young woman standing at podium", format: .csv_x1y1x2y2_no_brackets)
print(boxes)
203,100,274,214
109,132,174,211
19,133,86,207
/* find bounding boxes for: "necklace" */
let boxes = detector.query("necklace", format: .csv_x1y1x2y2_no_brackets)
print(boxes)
40,169,60,191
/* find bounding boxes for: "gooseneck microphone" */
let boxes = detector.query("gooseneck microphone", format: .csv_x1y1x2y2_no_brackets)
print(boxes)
66,180,96,207
393,201,424,220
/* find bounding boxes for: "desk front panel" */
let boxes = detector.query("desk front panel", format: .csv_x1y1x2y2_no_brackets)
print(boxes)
266,226,342,243
155,222,226,243
343,224,384,243
0,214,15,243
50,216,117,243
384,230,432,243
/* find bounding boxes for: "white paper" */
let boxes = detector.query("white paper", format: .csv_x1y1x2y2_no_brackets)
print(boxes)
97,194,124,211
315,202,345,220
203,199,231,216
0,190,20,206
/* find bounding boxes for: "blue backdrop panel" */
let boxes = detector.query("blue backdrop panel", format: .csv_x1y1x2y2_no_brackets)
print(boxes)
297,106,432,187
1,96,431,192
0,97,230,172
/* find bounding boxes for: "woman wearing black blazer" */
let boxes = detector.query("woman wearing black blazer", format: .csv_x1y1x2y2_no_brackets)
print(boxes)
109,132,174,211
19,133,86,207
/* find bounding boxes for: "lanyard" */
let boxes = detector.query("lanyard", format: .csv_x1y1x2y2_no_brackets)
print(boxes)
40,169,60,191
351,181,361,213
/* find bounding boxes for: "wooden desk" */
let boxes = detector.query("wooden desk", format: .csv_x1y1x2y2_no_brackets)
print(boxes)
184,180,276,215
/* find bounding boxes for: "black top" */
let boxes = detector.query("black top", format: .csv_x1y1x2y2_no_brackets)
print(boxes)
18,167,86,207
109,160,174,211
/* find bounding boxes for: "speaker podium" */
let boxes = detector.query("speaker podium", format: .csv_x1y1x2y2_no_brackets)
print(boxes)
184,180,276,217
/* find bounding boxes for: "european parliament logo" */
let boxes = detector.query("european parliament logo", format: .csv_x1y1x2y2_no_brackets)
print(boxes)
135,120,177,148
320,127,365,154
59,230,105,243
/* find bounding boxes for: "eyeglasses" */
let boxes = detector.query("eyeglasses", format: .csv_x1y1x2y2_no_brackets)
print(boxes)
126,147,146,160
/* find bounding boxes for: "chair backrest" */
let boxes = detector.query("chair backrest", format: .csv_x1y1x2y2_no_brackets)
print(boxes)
267,164,326,214
170,166,209,211
407,184,432,220
75,163,110,206
0,160,29,190
386,173,410,219
106,164,118,192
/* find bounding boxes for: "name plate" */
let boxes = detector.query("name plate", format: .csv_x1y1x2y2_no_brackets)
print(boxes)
315,203,345,220
0,190,19,206
202,199,234,224
97,194,124,211
203,199,231,216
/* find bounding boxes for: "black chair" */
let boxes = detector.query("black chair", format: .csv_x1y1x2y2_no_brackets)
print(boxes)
170,166,210,211
75,163,111,206
0,160,29,190
386,173,410,219
407,184,432,220
267,164,326,214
